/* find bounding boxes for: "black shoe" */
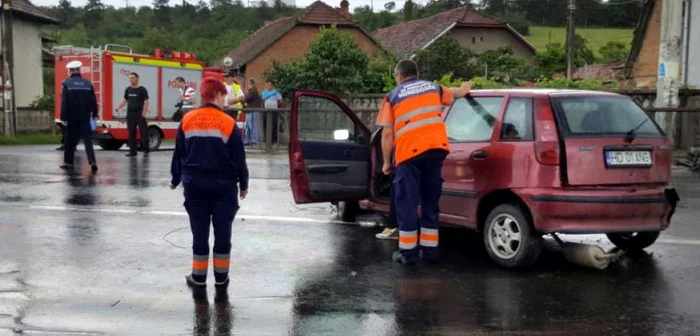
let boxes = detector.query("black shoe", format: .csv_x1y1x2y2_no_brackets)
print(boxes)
125,152,137,157
91,164,98,172
392,251,416,265
60,163,74,170
420,250,439,264
56,146,65,151
186,275,206,288
215,277,230,288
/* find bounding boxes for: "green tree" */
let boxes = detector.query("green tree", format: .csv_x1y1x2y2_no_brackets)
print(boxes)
56,24,90,46
136,27,182,55
265,26,389,95
414,34,477,81
153,0,171,26
353,6,397,33
83,0,105,29
535,43,566,76
403,0,415,21
565,34,596,66
599,41,629,63
57,0,75,27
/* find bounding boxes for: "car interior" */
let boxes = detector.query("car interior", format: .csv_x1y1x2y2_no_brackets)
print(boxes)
370,128,393,200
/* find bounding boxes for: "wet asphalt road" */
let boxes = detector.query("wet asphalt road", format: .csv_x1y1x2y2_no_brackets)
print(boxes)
1,145,699,336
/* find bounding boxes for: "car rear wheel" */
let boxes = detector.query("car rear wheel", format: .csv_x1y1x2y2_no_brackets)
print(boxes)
607,231,660,251
147,127,162,151
483,204,542,269
337,201,359,223
98,139,125,150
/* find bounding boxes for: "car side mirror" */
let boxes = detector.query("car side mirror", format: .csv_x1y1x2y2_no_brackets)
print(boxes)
333,129,350,141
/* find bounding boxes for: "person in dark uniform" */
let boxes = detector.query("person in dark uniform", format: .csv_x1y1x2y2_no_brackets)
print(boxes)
115,72,150,157
170,78,249,289
60,61,99,172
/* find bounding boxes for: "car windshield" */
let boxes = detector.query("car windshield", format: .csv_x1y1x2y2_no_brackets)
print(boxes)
445,97,504,142
552,96,663,137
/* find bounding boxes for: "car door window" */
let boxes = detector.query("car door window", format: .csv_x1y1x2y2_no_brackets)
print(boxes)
445,97,504,142
298,95,361,143
500,98,534,141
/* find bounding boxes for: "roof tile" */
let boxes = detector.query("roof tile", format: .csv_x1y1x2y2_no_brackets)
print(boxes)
12,0,59,24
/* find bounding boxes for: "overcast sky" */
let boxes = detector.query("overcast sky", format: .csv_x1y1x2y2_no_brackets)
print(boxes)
31,0,453,12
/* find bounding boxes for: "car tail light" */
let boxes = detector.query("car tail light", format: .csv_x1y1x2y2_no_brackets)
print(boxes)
535,99,560,166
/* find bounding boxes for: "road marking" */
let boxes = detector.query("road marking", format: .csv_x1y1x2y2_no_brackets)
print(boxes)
17,204,356,225
657,238,700,246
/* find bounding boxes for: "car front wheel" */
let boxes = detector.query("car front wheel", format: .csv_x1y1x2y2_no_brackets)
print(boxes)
483,204,542,269
607,232,660,251
337,201,359,223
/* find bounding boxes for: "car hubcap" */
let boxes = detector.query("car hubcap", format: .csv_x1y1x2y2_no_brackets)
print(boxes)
149,131,158,147
488,214,522,260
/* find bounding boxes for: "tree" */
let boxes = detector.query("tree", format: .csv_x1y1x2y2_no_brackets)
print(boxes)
414,34,477,81
83,0,105,29
353,6,397,33
136,27,182,55
153,0,171,26
58,0,75,27
403,0,415,21
565,34,596,66
599,41,629,63
535,43,567,77
265,26,388,95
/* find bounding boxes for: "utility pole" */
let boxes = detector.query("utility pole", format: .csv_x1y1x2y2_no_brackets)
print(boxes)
2,0,15,136
566,0,576,79
654,0,684,142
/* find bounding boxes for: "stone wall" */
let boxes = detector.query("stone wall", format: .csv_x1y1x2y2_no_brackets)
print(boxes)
1,108,56,135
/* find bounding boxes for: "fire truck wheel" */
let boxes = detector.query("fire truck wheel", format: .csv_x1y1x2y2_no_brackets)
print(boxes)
98,140,125,151
147,127,162,151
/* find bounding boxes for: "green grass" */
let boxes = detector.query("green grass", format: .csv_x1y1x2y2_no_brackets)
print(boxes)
0,133,61,145
527,26,635,57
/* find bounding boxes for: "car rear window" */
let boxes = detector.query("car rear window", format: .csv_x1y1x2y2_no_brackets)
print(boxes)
445,97,504,142
552,96,663,137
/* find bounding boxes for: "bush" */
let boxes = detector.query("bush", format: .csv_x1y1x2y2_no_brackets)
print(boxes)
414,34,478,81
31,93,55,111
599,41,629,63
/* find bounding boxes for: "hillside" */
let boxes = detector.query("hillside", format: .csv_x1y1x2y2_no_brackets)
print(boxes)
527,26,635,57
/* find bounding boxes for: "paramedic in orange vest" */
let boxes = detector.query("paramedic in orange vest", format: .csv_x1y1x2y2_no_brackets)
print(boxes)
376,59,473,264
170,78,249,288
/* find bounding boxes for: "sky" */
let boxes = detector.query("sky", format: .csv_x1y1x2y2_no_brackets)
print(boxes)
31,0,445,12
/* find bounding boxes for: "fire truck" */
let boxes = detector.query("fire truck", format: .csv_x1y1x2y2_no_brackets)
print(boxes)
54,45,239,150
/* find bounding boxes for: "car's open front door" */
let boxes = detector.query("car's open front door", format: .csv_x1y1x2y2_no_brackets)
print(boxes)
288,89,371,204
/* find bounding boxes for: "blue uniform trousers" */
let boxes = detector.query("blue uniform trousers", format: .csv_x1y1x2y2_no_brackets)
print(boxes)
64,119,96,166
183,175,239,283
394,156,444,261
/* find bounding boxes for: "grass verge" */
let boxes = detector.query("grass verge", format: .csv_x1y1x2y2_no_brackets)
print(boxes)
0,133,61,145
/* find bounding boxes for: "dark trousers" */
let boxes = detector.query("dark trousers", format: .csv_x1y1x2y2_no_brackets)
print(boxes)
184,175,239,283
64,119,96,166
394,157,444,261
127,115,148,154
262,112,279,144
387,183,397,229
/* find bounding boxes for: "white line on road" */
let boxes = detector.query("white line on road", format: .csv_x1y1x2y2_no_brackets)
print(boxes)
15,204,356,225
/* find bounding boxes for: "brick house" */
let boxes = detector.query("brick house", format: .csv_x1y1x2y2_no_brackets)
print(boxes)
624,0,700,88
221,1,386,87
372,5,536,60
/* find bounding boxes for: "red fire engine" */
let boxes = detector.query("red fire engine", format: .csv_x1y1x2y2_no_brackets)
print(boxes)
54,45,241,150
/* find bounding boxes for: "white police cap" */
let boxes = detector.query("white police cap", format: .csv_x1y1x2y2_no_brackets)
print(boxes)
66,61,83,69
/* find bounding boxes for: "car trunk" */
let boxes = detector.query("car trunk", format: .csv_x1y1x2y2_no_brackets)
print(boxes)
551,94,671,186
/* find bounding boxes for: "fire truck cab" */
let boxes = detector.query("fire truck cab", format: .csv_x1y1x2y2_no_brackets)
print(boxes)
54,45,228,151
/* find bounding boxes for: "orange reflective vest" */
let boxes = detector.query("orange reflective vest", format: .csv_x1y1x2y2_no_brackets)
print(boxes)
386,79,450,165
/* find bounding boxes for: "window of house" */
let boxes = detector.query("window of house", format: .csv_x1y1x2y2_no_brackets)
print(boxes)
472,37,476,44
480,37,484,42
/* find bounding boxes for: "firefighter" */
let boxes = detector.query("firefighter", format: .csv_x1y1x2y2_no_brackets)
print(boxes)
60,61,99,172
170,78,249,288
376,59,472,264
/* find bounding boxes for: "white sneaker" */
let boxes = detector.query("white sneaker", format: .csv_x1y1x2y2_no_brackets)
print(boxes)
376,228,398,240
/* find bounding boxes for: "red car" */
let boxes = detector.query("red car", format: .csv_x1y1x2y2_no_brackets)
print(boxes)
287,89,679,268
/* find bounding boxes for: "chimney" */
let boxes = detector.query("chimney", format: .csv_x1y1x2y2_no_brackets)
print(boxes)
340,0,349,13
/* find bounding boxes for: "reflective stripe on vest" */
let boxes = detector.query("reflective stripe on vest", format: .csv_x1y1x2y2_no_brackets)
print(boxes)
387,79,450,165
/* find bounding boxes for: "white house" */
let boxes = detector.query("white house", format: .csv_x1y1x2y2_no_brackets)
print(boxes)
0,0,59,108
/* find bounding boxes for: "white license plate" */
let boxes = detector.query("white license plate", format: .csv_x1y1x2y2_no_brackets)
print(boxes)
605,150,652,167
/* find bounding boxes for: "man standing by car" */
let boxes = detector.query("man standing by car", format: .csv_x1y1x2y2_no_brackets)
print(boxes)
60,60,99,172
116,72,149,157
376,59,472,264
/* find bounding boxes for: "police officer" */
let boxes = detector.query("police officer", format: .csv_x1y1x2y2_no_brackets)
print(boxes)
376,59,472,264
170,78,249,288
60,61,99,172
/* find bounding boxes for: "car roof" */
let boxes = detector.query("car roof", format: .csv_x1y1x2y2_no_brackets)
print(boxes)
470,88,624,97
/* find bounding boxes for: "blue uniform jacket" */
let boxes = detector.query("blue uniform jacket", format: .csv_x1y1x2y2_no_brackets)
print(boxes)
60,74,99,122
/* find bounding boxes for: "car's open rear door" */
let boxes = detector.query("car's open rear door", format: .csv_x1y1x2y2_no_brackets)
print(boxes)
288,89,371,204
